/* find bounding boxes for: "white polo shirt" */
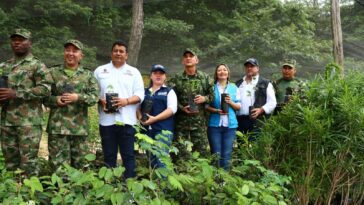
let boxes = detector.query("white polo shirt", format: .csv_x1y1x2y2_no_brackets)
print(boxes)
94,62,145,126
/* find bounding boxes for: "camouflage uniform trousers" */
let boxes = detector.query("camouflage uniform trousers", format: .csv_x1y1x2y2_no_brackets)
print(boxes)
0,125,42,175
172,123,209,162
48,134,88,169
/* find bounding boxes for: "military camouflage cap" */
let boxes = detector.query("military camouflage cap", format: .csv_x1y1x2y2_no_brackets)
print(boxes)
10,28,32,39
183,48,197,57
64,39,84,50
282,59,297,68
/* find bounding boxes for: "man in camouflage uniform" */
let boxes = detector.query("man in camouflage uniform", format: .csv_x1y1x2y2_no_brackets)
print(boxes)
44,39,99,169
0,28,53,175
168,49,214,161
274,59,304,113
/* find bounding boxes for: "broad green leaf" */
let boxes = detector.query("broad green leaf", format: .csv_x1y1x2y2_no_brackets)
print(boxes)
262,193,278,204
113,167,125,178
131,182,144,195
111,192,124,205
84,154,96,161
279,201,288,205
150,198,161,205
104,168,113,181
241,184,249,195
98,167,107,178
51,195,63,204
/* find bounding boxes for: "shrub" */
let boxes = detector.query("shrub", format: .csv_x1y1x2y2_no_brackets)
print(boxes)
250,69,364,204
0,126,291,204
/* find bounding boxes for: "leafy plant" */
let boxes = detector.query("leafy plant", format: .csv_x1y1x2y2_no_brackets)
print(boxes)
248,69,364,204
0,124,291,204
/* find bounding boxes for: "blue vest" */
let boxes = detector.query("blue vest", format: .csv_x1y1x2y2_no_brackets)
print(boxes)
208,82,239,128
143,86,174,132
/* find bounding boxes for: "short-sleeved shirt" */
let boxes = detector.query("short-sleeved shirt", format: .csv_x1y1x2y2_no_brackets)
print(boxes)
94,62,145,126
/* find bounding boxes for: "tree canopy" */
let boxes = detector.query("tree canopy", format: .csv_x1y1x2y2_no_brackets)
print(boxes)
0,0,363,78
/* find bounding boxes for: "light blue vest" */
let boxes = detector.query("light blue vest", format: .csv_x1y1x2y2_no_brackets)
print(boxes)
208,82,239,128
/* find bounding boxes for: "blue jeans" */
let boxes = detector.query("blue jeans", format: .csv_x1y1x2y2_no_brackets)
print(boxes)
99,124,136,179
207,126,236,170
147,129,173,169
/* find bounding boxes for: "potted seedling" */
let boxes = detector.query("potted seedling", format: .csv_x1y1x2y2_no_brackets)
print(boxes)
247,89,256,119
141,98,153,122
0,75,8,89
220,93,229,114
105,84,118,113
188,80,200,112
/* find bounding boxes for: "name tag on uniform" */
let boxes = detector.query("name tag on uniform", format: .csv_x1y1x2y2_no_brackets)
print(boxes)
124,70,133,76
158,92,168,96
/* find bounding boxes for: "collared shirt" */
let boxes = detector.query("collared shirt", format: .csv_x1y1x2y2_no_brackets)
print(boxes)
148,84,178,114
237,75,276,115
94,61,145,126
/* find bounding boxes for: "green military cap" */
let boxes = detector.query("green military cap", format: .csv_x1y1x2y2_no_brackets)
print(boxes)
64,39,84,50
10,28,32,39
183,48,197,57
282,59,297,68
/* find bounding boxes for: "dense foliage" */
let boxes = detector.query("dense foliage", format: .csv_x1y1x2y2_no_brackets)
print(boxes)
245,67,364,204
0,129,291,205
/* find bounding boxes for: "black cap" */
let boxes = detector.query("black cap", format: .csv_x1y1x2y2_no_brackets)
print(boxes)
244,58,259,66
151,64,167,73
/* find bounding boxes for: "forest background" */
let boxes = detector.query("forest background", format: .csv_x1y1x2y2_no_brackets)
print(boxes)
0,0,363,81
0,1,364,204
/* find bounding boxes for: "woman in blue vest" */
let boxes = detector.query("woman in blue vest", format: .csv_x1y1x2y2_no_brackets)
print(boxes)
207,64,241,170
140,64,177,168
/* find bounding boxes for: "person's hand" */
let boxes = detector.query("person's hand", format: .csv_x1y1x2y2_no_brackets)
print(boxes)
225,95,232,105
182,105,199,115
112,97,128,108
61,93,79,104
250,107,264,119
217,109,228,115
56,96,68,107
194,95,206,104
0,88,16,101
141,114,156,126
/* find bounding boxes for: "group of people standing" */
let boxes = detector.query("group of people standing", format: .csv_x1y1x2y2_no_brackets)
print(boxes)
0,28,303,178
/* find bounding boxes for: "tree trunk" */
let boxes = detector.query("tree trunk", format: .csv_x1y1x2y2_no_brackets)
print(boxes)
331,0,344,72
128,0,144,67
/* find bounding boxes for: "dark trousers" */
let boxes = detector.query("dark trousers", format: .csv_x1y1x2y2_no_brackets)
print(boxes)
99,124,136,179
237,115,260,141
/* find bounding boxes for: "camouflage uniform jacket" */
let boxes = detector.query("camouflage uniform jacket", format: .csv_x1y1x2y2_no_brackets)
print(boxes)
168,70,214,130
44,65,99,135
273,77,305,104
0,54,53,126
